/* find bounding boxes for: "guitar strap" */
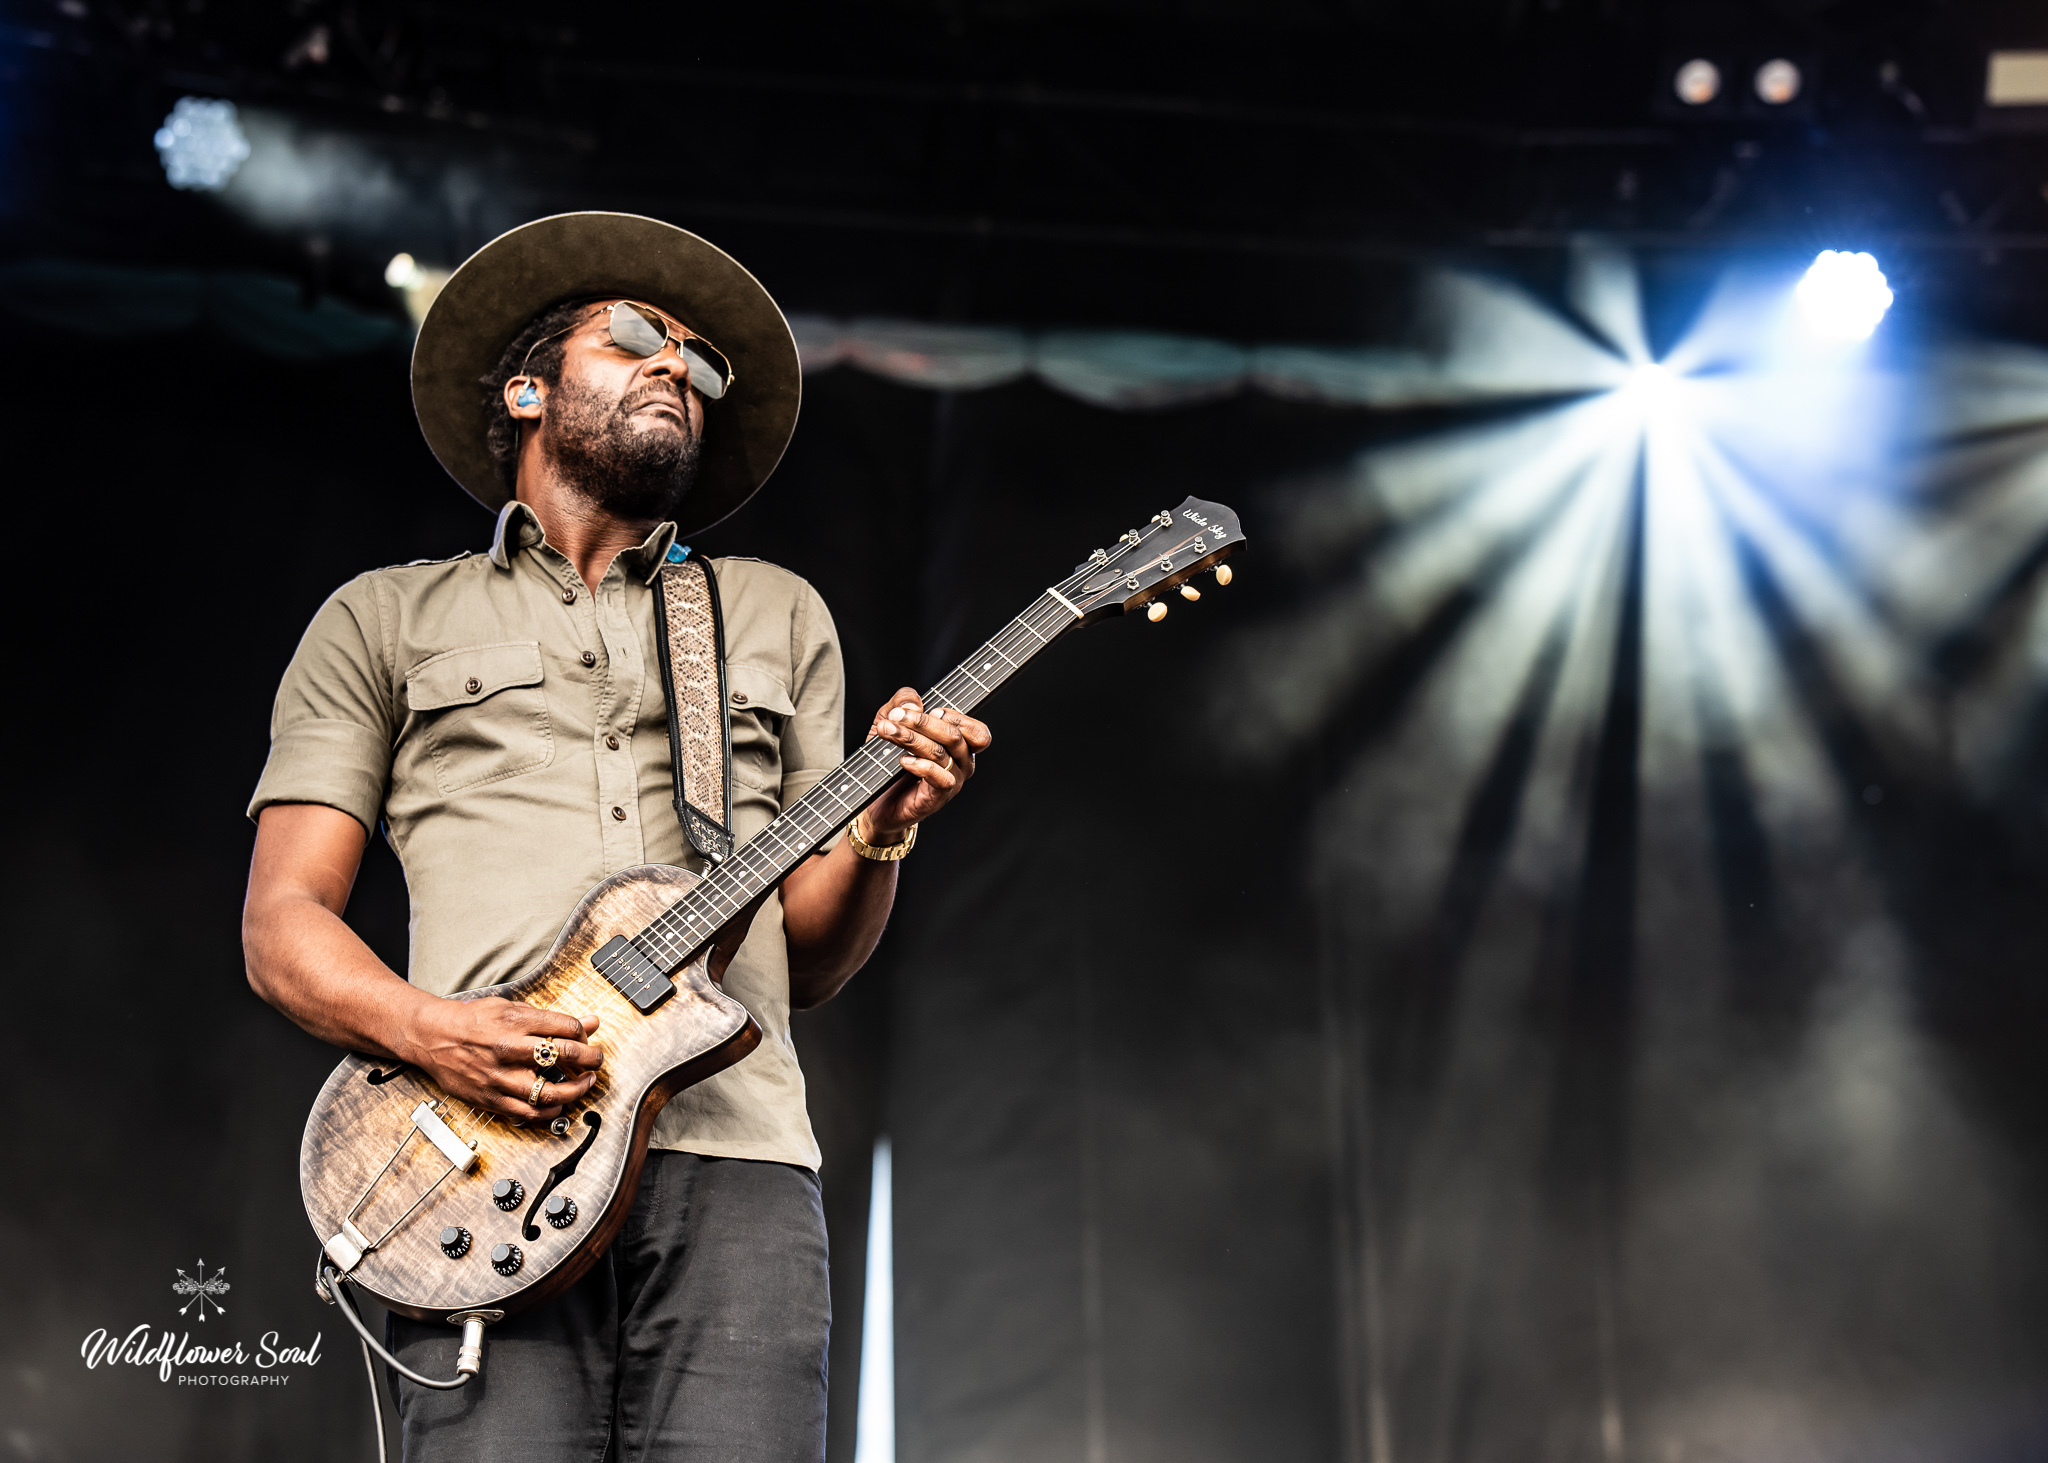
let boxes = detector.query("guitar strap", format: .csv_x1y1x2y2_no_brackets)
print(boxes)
651,550,735,865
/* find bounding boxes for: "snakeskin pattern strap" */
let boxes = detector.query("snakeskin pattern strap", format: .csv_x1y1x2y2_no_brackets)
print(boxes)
653,557,735,864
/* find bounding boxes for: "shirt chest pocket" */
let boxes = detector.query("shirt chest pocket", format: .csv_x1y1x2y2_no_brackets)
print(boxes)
405,642,555,794
726,662,795,793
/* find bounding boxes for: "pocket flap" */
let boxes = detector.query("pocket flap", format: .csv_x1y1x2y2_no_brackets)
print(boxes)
725,662,796,717
406,642,545,712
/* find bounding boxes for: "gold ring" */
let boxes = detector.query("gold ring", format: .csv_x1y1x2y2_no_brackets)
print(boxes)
533,1038,558,1071
528,1074,547,1106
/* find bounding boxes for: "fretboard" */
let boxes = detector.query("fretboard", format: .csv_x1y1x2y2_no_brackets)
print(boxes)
628,585,1086,976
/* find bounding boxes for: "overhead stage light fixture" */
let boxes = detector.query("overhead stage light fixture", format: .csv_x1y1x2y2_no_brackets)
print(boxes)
1674,59,1722,106
385,251,450,327
153,97,250,192
1986,50,2048,106
1797,251,1894,342
1754,58,1802,105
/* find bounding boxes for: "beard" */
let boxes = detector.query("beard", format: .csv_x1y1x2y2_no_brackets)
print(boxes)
540,375,702,521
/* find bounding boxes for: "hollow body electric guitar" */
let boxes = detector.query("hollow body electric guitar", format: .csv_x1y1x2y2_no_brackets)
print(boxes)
301,497,1244,1324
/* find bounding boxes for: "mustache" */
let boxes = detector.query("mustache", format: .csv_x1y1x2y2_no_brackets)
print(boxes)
620,384,689,416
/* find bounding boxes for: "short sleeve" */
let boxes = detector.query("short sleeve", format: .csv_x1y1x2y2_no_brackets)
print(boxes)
247,574,399,833
778,579,844,804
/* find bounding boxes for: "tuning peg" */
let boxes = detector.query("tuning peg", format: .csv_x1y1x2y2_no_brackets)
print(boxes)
1147,603,1168,622
1179,584,1201,601
1214,564,1234,586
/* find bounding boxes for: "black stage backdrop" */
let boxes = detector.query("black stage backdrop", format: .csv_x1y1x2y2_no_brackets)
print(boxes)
5,322,2047,1463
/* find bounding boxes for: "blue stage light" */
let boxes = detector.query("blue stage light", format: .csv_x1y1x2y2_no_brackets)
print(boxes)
1796,251,1893,342
153,97,250,192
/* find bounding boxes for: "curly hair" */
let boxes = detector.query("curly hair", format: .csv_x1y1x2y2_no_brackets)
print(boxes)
478,299,600,491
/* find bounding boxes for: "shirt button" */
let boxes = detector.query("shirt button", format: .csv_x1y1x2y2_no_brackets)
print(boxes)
465,676,482,695
611,806,627,821
581,651,597,667
561,586,577,604
606,734,620,751
730,691,748,706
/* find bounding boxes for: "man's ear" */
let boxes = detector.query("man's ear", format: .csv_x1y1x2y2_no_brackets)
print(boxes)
506,377,544,420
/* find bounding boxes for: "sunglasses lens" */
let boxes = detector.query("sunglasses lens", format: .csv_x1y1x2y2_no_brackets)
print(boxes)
681,340,730,400
610,303,669,357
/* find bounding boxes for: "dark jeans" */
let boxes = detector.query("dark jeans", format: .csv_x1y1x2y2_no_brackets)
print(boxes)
387,1152,830,1463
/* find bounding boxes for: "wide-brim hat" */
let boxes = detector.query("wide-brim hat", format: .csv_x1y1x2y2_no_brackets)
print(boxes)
411,212,800,536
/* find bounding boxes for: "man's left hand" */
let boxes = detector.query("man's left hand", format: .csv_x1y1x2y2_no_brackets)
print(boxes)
862,689,992,842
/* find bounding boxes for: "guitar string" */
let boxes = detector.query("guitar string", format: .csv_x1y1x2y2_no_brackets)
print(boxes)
642,520,1202,954
633,592,1081,964
627,611,1064,974
637,544,1151,938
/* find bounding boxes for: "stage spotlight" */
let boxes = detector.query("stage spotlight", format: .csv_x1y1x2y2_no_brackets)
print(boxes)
1796,251,1894,342
385,252,450,327
1625,361,1677,407
153,97,250,191
1674,59,1722,106
1754,58,1803,105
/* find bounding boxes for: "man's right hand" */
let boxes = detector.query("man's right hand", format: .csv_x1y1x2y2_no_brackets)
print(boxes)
401,996,604,1121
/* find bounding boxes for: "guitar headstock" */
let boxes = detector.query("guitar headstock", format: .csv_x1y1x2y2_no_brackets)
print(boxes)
1063,497,1246,625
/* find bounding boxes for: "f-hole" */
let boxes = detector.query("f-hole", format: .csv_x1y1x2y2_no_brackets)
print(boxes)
365,1065,407,1085
523,1111,602,1241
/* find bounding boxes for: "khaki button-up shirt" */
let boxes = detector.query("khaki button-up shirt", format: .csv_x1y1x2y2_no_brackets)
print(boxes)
249,501,843,1170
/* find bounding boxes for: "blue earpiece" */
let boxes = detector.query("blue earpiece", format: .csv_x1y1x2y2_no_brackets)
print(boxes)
515,384,540,408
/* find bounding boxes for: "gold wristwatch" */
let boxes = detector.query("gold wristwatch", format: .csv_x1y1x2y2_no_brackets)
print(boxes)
848,813,918,861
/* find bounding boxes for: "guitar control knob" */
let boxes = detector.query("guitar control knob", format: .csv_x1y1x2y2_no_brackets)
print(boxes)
439,1226,471,1259
492,1179,524,1211
490,1243,523,1277
545,1195,578,1230
1147,603,1168,622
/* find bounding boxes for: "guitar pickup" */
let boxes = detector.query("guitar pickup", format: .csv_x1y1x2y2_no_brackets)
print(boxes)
592,937,676,1013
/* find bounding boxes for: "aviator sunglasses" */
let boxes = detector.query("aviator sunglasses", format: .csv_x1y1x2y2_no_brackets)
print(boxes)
522,300,735,402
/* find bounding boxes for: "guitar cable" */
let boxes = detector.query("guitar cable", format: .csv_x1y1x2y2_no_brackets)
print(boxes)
315,1251,485,1460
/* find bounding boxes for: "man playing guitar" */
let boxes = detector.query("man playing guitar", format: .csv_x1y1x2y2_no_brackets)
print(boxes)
243,213,990,1461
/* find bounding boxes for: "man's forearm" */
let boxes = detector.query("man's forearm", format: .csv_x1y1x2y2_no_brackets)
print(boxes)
245,893,436,1060
779,830,901,1010
246,803,603,1119
244,802,436,1062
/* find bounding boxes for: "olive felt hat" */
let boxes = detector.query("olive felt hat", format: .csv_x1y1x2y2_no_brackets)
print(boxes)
410,211,801,535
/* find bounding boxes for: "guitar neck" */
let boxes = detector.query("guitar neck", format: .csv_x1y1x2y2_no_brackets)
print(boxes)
631,586,1086,972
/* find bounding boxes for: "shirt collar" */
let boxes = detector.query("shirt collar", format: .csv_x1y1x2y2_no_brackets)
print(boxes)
488,500,680,585
616,520,681,584
487,500,545,569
